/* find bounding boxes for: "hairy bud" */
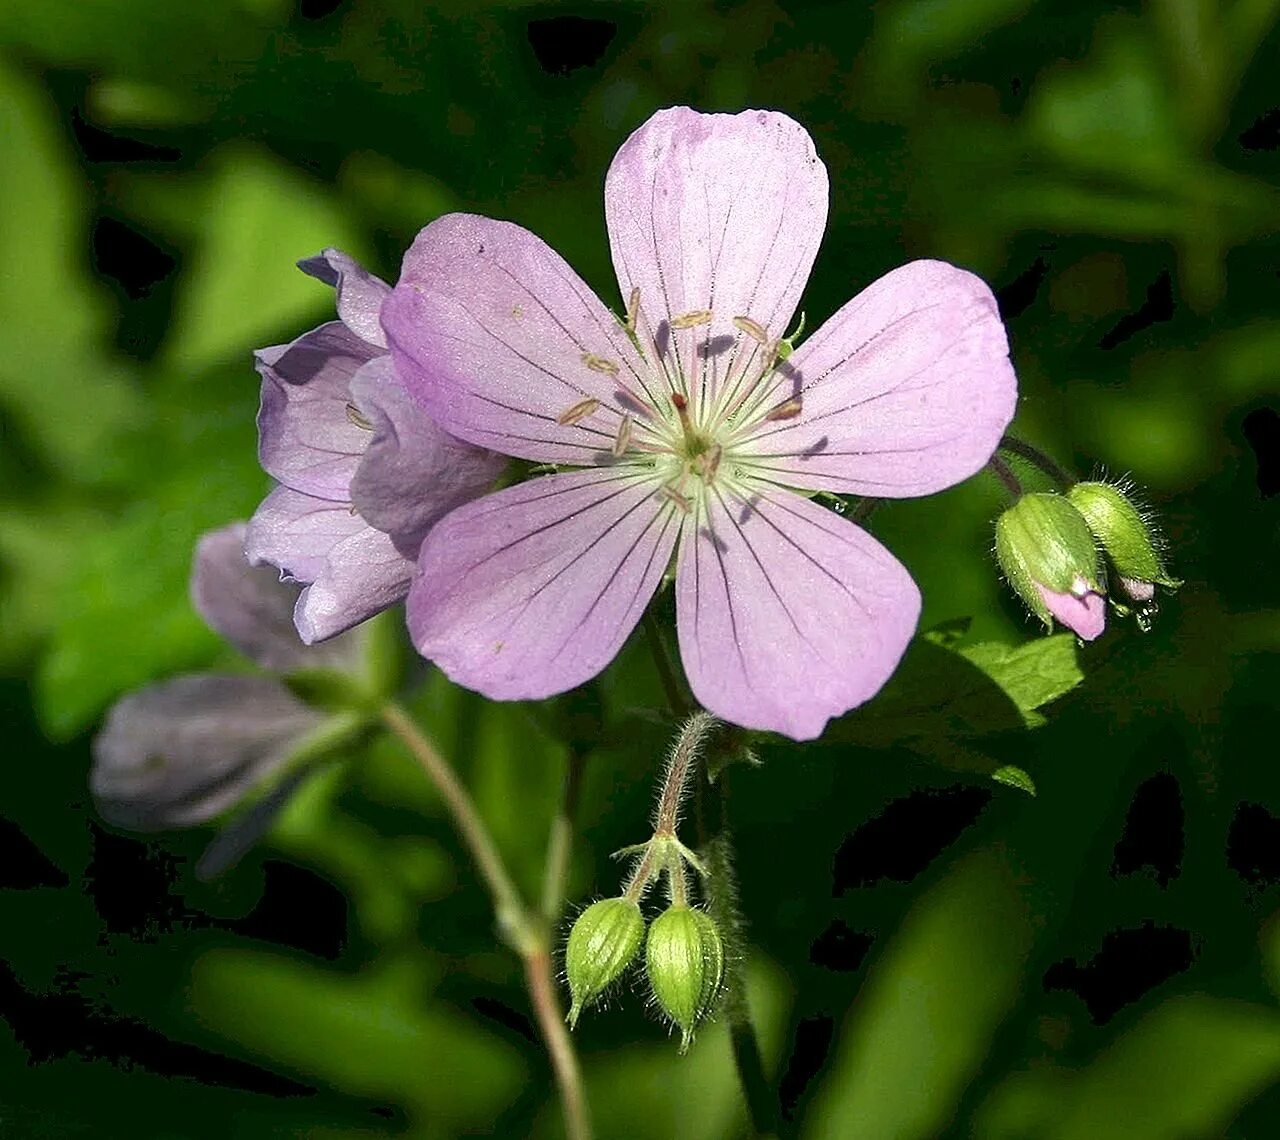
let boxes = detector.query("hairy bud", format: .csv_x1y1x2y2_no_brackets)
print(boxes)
645,906,725,1052
1068,480,1180,613
565,897,646,1028
995,492,1105,640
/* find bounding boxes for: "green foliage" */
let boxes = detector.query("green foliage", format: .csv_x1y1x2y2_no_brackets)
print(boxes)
2,0,1279,1136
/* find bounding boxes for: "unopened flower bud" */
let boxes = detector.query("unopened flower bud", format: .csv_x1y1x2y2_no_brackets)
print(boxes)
995,493,1105,641
565,897,645,1028
1067,481,1180,610
645,906,725,1052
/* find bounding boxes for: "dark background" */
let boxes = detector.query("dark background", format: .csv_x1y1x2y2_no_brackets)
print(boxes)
3,2,1280,1137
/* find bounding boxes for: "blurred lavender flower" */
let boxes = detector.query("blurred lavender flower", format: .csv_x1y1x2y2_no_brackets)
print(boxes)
383,107,1018,739
246,249,506,644
91,522,360,833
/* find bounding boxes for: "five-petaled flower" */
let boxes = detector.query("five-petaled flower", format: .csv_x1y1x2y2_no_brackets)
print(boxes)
383,107,1018,739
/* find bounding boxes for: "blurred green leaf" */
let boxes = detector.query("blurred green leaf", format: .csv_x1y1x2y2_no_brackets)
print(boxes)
190,948,526,1127
958,634,1084,729
157,146,362,370
802,849,1033,1140
975,996,1280,1140
991,764,1037,796
0,59,140,482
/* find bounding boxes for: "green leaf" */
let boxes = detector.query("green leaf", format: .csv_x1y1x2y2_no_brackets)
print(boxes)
189,949,526,1127
990,764,1037,796
802,850,1034,1140
958,634,1084,728
154,145,362,370
975,996,1280,1140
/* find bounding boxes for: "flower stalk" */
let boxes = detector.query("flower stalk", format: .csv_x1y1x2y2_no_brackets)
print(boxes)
379,702,592,1140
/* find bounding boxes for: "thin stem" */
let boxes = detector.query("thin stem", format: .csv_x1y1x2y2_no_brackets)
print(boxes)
654,711,715,835
541,748,587,924
524,941,593,1140
380,703,593,1140
998,434,1074,489
987,453,1024,500
380,703,526,940
643,606,689,717
702,772,781,1138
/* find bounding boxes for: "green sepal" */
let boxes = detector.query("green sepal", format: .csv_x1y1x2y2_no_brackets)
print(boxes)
645,905,725,1052
1067,480,1181,590
995,493,1101,628
565,897,646,1028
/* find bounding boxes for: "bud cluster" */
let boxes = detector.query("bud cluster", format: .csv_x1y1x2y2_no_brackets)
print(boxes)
563,712,727,1052
994,477,1179,639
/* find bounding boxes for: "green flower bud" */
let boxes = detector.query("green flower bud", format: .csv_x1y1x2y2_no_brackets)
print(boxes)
995,492,1105,639
1067,481,1181,608
564,897,645,1028
645,906,725,1052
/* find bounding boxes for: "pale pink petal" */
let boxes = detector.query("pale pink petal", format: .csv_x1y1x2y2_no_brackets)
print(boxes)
675,485,920,740
1036,583,1106,641
382,213,649,465
348,355,507,557
245,486,415,643
256,321,379,500
604,107,827,404
298,248,391,349
739,260,1017,497
409,468,679,700
190,521,360,673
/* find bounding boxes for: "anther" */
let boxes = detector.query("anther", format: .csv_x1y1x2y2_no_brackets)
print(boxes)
670,309,713,329
557,397,600,426
582,353,619,376
732,316,769,345
626,287,641,334
700,444,723,484
345,402,373,430
612,414,634,458
764,396,803,422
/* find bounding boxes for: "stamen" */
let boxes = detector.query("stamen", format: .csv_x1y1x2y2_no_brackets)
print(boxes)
660,485,692,513
699,444,723,484
732,316,769,345
612,414,634,458
345,402,373,430
764,395,803,422
670,309,713,329
557,397,600,425
581,353,619,375
625,287,641,334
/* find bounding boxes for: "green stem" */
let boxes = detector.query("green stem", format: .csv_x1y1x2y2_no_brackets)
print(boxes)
703,777,781,1138
643,605,690,717
987,453,1024,499
998,434,1074,489
380,703,593,1140
541,747,587,925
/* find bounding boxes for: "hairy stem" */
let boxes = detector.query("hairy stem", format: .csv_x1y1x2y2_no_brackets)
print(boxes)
998,434,1074,489
987,453,1024,499
380,703,593,1140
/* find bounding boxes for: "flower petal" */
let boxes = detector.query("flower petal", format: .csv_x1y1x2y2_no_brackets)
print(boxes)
409,467,679,699
298,248,390,349
245,486,415,643
675,484,920,740
1036,584,1106,641
91,673,321,831
383,213,649,465
256,321,381,499
604,107,828,404
191,521,361,672
348,355,507,557
739,260,1017,497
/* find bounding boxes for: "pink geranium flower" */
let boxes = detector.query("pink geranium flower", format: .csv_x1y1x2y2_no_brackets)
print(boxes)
382,107,1017,739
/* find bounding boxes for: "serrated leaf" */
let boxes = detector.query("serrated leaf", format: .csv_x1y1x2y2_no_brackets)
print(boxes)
958,634,1084,727
990,764,1037,796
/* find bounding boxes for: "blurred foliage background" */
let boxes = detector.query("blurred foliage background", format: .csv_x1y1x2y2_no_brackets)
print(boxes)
2,0,1280,1136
